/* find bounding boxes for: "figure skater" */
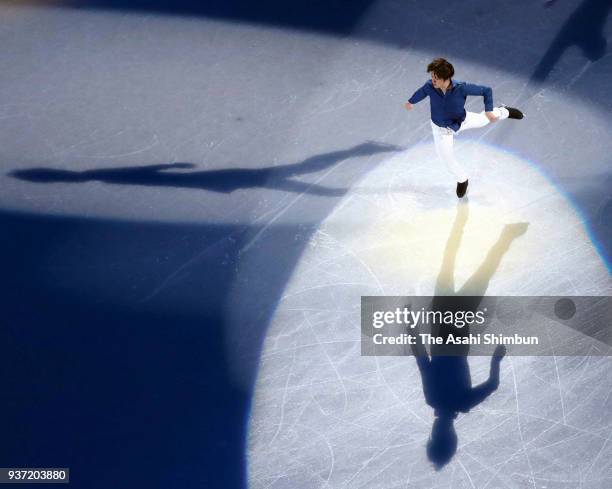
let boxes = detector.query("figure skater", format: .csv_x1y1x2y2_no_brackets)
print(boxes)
405,58,524,197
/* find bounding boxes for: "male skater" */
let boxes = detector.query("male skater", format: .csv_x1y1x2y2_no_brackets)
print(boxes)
405,58,524,198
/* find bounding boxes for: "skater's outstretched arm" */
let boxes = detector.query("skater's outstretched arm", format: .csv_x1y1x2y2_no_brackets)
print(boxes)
464,346,506,411
405,82,430,110
461,83,496,121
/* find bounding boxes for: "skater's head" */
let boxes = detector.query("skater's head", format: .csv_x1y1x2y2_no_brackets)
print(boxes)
427,412,458,470
427,58,454,89
10,168,85,183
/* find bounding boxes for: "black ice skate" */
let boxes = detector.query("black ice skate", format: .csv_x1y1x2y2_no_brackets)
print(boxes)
500,104,524,120
456,179,468,198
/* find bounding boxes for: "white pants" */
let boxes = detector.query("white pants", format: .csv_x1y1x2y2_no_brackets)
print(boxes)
431,107,509,183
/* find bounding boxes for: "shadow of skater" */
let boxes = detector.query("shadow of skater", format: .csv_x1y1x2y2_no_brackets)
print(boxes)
10,141,401,197
411,201,528,470
531,0,610,83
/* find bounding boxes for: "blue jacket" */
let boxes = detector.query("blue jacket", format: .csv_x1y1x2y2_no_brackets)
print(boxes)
409,79,494,132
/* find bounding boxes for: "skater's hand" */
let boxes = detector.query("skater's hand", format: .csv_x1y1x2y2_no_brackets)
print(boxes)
485,111,498,122
404,102,413,111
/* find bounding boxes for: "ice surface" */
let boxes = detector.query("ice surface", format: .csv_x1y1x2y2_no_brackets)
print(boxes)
0,1,610,488
246,145,612,488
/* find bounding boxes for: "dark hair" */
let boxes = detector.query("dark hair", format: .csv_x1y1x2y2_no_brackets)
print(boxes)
427,58,454,80
427,415,457,470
